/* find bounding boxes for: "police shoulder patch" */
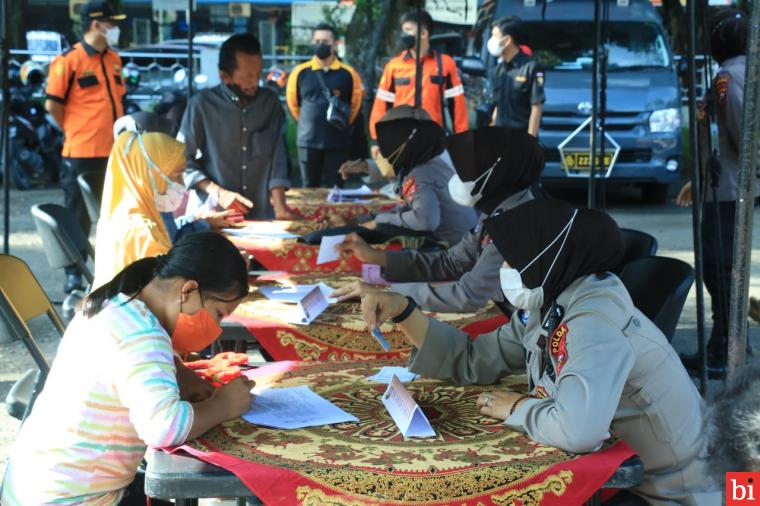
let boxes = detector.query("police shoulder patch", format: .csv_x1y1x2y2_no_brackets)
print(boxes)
549,323,569,374
714,73,729,107
402,176,418,199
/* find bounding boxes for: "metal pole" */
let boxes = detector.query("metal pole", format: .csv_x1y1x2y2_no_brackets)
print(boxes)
727,1,760,379
187,0,193,100
1,0,9,254
686,0,708,392
413,0,422,109
588,0,601,209
598,0,608,210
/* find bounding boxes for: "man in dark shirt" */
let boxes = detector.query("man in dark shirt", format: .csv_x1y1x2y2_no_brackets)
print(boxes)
180,33,296,220
488,16,544,137
286,22,363,188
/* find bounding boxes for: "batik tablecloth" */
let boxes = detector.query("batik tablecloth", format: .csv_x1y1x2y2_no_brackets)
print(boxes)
226,220,401,274
171,360,636,506
286,187,398,221
227,273,508,361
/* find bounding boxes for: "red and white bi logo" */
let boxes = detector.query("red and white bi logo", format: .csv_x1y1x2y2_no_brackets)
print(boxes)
727,473,760,505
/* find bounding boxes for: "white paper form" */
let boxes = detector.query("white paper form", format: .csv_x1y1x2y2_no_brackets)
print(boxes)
243,385,359,429
367,367,419,383
382,375,435,438
316,234,346,264
223,227,301,240
259,283,335,303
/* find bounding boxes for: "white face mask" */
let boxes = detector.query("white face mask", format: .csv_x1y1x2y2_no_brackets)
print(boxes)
447,157,500,207
499,209,578,310
376,127,417,178
154,179,186,213
127,133,187,213
105,25,120,48
487,36,506,57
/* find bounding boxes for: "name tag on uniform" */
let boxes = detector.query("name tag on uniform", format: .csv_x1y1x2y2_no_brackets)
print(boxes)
514,75,527,83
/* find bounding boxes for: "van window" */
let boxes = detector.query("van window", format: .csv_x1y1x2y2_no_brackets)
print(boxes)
524,21,671,71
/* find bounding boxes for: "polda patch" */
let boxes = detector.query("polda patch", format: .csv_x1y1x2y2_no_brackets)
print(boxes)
549,323,569,374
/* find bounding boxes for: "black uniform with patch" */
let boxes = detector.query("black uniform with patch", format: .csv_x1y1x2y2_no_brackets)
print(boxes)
492,51,545,131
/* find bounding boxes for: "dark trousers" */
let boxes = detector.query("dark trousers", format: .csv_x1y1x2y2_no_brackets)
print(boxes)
701,200,736,360
61,156,108,275
297,146,348,188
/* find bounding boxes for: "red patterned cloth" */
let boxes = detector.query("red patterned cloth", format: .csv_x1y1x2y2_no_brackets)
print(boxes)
285,187,398,221
168,360,637,506
230,273,507,361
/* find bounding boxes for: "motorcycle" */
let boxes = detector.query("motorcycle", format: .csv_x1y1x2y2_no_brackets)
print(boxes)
3,64,63,190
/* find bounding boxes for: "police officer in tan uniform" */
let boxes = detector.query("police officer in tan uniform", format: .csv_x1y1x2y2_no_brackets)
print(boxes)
359,199,720,505
335,127,543,314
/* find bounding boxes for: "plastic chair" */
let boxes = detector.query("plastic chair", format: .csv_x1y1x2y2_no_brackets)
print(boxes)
77,171,105,226
614,228,658,274
619,256,694,342
0,255,65,420
31,203,95,286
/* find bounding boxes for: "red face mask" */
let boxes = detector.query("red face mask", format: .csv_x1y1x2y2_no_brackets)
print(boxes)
171,290,222,354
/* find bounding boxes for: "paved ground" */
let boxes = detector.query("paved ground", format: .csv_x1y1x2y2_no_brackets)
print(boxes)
1,181,759,489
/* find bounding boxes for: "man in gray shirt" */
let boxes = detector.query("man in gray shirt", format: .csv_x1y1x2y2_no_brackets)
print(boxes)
335,127,544,313
180,33,296,220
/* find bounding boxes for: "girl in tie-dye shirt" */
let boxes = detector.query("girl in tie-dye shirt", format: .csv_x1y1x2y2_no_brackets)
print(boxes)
3,232,253,505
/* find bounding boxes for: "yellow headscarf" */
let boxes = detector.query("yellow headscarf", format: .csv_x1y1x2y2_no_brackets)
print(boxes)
93,131,186,287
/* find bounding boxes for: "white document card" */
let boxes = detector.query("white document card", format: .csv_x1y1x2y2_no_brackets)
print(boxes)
316,234,346,265
382,375,435,438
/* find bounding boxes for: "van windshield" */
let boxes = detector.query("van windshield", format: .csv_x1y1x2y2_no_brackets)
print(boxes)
523,21,671,70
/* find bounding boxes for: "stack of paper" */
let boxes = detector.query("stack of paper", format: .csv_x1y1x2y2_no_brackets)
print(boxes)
326,185,375,203
243,385,359,429
223,223,301,239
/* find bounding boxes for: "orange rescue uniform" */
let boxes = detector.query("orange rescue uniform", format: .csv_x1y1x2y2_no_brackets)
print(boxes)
369,49,468,139
46,41,126,158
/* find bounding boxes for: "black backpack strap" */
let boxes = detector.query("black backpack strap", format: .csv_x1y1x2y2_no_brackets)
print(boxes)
435,51,448,131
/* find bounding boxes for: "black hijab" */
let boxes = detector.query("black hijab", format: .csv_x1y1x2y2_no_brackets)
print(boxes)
485,199,624,310
376,105,445,180
446,127,545,214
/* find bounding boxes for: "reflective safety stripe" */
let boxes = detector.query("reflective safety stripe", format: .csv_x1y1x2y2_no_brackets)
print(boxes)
376,88,396,103
444,84,464,99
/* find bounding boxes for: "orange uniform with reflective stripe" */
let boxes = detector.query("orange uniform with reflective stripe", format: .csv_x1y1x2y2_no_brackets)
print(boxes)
46,42,126,158
369,50,468,139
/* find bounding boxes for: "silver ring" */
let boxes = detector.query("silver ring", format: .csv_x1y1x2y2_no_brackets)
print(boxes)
483,395,492,407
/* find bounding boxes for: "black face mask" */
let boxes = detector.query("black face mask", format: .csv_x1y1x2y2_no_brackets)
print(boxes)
226,83,256,102
401,33,417,50
313,43,332,60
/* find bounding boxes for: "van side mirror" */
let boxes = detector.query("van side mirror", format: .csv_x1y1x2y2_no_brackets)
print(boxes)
461,56,486,77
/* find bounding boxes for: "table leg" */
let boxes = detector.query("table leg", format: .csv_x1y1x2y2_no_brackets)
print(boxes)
585,491,602,506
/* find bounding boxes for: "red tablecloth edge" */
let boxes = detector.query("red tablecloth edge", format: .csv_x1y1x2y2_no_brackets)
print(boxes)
165,439,636,506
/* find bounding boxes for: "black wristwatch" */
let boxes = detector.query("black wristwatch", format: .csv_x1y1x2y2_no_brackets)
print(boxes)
391,296,418,324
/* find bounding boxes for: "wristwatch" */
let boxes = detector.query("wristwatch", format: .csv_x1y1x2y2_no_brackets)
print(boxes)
391,296,417,324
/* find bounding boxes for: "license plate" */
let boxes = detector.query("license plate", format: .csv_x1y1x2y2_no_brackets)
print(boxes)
563,151,613,171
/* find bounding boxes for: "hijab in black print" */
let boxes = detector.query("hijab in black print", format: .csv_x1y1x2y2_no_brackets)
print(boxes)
485,199,624,311
375,105,445,181
446,127,545,214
